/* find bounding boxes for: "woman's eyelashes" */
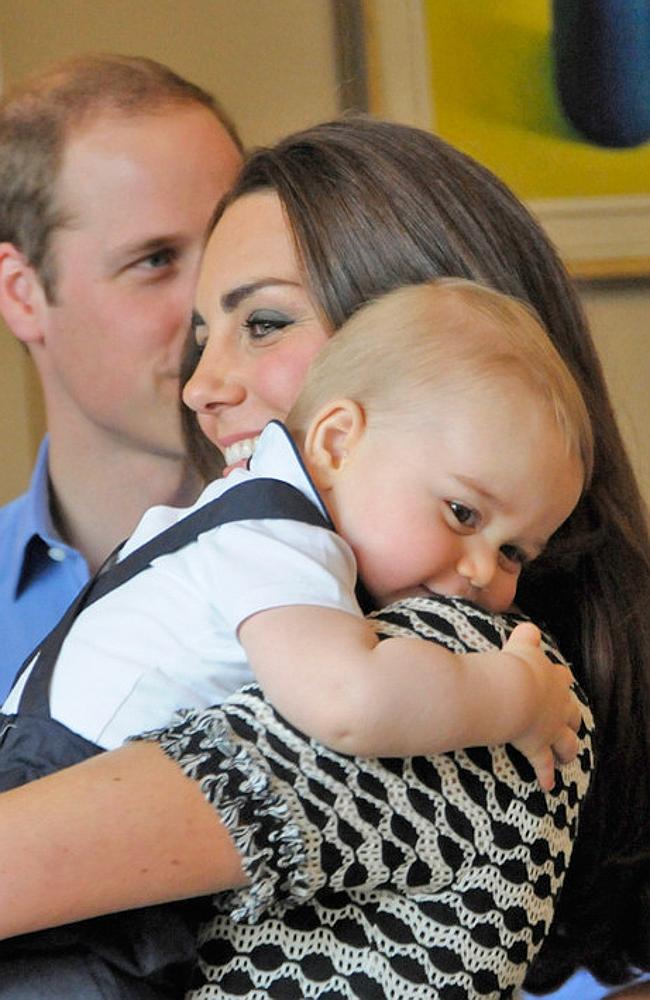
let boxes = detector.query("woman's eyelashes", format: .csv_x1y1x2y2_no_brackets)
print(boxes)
188,305,296,356
244,309,294,340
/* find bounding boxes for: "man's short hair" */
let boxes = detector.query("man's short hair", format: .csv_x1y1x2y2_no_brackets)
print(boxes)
0,54,242,300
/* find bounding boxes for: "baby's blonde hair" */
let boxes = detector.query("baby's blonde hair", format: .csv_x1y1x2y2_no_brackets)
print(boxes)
288,279,593,485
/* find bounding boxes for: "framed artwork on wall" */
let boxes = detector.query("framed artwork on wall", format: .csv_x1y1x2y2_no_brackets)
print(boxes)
349,0,650,279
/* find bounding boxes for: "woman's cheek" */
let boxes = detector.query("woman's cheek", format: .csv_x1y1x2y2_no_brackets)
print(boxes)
196,412,221,449
258,342,326,416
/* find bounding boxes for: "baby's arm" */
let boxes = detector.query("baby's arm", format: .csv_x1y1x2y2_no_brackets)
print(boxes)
239,604,581,790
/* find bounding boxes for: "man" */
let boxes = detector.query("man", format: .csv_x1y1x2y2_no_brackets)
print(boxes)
0,55,243,698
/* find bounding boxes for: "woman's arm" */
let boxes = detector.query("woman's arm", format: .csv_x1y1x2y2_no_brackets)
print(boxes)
0,597,592,948
0,740,246,940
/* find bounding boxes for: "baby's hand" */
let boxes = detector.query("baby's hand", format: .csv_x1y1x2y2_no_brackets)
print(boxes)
503,622,582,792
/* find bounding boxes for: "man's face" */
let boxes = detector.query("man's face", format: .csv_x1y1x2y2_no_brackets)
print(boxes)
38,105,241,459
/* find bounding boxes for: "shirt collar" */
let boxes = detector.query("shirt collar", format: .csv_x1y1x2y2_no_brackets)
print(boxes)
248,420,332,526
24,437,58,536
9,437,75,597
249,421,375,614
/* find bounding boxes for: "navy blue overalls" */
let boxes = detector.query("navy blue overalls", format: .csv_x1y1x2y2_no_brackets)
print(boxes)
0,479,332,999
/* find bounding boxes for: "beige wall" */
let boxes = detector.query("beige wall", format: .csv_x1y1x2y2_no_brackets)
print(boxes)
0,0,339,148
0,0,339,503
0,340,44,500
581,281,650,503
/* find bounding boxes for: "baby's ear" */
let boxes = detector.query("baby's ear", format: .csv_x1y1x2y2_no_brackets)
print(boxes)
302,399,366,489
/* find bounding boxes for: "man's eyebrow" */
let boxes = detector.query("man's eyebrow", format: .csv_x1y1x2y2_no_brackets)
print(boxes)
221,279,300,312
107,235,181,267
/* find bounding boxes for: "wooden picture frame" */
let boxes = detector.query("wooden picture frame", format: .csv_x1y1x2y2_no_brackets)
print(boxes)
335,0,650,280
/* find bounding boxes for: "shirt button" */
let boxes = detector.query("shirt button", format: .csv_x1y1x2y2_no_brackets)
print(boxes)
47,546,67,562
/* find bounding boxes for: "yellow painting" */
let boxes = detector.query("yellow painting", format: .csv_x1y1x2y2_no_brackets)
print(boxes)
423,0,650,201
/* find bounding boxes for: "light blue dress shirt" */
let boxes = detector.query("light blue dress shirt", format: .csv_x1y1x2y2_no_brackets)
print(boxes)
523,971,610,1000
0,438,89,700
524,968,649,999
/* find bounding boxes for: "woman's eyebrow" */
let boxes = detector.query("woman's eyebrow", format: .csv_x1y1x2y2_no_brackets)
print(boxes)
221,279,300,312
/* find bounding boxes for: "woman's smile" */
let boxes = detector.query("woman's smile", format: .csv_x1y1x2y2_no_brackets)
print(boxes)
221,435,260,468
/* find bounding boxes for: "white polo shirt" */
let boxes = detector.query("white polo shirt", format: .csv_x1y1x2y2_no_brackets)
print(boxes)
4,423,359,749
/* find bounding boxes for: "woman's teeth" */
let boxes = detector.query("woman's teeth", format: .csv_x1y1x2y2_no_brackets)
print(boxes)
223,437,259,466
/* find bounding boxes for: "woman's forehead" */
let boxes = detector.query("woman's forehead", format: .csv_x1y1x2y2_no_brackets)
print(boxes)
208,191,291,256
198,191,302,303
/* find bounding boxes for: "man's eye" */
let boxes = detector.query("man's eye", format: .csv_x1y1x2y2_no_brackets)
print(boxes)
245,309,293,339
142,248,176,269
448,501,478,527
499,544,527,567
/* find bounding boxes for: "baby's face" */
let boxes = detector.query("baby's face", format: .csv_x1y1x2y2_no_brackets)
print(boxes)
325,386,584,613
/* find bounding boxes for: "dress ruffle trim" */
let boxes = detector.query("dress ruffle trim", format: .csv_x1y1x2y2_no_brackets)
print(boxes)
137,699,311,924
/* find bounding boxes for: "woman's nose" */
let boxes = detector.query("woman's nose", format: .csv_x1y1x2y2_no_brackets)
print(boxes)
456,540,498,590
182,341,246,414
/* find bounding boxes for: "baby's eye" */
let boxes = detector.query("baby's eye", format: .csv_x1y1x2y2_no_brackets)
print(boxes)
245,309,293,339
499,544,528,569
447,501,478,528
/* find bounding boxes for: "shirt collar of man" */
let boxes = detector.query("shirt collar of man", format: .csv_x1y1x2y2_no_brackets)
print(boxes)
7,437,79,598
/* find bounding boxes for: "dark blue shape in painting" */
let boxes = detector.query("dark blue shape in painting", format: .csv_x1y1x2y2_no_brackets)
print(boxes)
552,0,650,147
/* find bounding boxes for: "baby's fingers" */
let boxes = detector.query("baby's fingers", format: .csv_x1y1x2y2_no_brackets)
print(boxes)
504,622,541,654
530,747,556,793
552,726,579,765
567,691,582,732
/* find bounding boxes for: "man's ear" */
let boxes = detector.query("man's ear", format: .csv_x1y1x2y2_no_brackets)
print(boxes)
302,398,366,490
0,243,49,346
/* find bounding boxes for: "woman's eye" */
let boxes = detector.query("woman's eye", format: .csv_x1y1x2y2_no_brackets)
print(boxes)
499,544,527,568
245,309,293,339
448,501,478,528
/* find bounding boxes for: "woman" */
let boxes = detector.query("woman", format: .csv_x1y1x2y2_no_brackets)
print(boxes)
181,118,650,993
1,118,648,997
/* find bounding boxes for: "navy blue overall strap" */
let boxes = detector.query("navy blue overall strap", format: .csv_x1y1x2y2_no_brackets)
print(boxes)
17,478,331,716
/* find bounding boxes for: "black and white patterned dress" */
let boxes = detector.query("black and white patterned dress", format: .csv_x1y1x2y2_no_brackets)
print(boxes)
144,596,594,999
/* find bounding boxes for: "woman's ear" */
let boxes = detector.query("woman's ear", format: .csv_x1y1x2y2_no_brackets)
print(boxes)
0,244,49,346
302,399,366,490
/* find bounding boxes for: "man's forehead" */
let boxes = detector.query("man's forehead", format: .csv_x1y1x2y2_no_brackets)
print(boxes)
53,105,240,236
59,103,232,171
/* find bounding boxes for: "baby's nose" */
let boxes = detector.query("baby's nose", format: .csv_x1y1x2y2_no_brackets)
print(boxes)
456,541,498,590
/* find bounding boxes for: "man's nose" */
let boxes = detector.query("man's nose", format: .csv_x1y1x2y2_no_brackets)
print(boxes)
182,340,245,414
456,539,498,590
